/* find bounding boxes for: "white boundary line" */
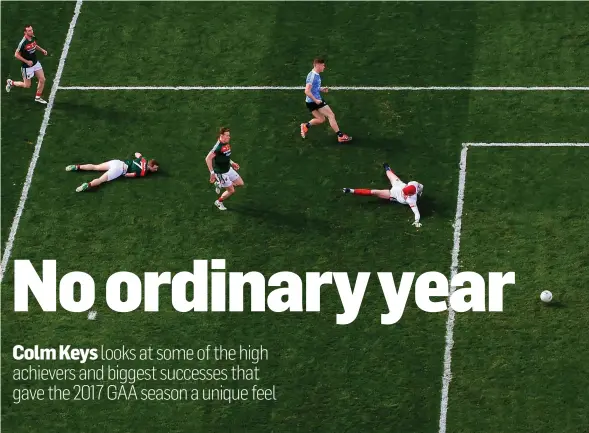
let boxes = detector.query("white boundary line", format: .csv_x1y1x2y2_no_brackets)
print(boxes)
57,85,589,91
438,144,468,433
0,0,84,283
4,7,589,421
438,141,589,433
467,142,589,147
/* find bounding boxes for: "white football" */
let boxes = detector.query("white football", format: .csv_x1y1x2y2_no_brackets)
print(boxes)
540,290,552,303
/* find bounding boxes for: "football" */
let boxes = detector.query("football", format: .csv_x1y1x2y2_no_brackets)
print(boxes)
540,290,553,303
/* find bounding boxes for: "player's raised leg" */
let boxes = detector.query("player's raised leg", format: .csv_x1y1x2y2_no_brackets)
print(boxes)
214,170,244,210
383,162,401,184
33,67,46,104
342,188,390,200
318,105,352,142
215,185,234,210
7,75,31,92
301,111,326,138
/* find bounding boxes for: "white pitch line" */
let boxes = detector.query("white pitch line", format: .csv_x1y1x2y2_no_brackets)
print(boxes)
466,142,589,147
0,0,84,283
56,85,589,91
438,143,469,433
438,141,589,433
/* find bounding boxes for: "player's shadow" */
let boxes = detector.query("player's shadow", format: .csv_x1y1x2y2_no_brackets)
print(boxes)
411,194,447,218
357,136,404,152
318,134,404,152
230,204,344,236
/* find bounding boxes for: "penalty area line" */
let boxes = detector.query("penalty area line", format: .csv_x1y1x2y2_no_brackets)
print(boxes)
0,0,84,283
55,85,589,91
438,141,589,433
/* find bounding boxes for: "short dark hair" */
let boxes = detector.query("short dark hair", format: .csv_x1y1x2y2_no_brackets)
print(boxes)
24,25,32,31
218,127,230,137
313,58,325,65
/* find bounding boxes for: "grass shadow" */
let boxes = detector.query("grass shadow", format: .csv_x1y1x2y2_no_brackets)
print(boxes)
229,203,344,236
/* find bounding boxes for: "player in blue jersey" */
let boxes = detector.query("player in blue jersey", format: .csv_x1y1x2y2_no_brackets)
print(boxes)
300,58,352,143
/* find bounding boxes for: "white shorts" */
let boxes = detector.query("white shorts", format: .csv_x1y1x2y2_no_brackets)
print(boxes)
389,179,406,202
21,62,43,80
215,167,240,188
106,160,127,181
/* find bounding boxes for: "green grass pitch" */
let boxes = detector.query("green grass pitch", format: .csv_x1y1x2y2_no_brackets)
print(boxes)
1,2,588,433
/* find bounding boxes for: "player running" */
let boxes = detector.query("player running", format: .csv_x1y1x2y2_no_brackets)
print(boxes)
66,153,159,192
205,127,244,211
5,25,49,104
342,162,424,227
300,58,352,143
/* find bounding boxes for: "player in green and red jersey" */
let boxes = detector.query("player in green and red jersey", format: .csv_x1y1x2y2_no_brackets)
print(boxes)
205,127,244,210
6,25,49,104
66,153,159,192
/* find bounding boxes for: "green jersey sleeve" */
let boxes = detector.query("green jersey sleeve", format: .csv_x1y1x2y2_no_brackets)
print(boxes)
124,157,149,176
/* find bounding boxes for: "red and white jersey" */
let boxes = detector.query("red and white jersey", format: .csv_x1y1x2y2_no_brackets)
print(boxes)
390,180,423,221
390,181,421,204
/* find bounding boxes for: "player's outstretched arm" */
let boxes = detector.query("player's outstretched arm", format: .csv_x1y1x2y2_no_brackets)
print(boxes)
410,204,422,227
205,151,216,183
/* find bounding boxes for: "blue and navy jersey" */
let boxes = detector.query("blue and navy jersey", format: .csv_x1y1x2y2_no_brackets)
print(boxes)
305,70,321,102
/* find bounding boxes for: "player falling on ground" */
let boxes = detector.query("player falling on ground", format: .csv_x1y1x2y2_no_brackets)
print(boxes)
300,58,352,143
66,153,159,192
205,127,244,211
343,162,424,227
5,25,49,104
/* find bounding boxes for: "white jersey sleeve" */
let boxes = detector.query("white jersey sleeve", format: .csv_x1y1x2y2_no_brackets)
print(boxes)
408,197,420,222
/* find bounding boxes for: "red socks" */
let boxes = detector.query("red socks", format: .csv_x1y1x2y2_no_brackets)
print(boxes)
353,189,372,196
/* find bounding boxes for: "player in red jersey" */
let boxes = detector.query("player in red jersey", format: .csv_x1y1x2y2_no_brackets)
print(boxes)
343,162,424,227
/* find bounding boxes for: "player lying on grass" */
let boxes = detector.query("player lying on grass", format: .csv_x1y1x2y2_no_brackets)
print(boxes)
343,162,424,227
66,153,159,192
